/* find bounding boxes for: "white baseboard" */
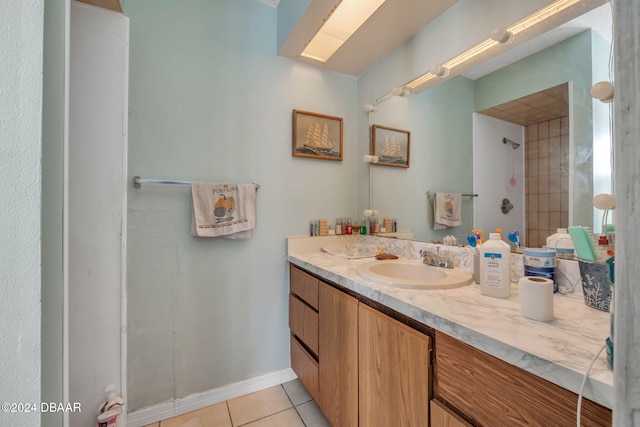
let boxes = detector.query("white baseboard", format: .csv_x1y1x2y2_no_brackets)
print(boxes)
127,368,297,427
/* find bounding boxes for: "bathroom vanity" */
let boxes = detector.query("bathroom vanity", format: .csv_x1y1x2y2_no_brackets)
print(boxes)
290,264,431,426
287,236,613,426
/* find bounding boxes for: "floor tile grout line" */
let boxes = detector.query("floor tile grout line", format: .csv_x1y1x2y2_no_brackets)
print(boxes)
225,400,233,427
235,406,300,426
282,381,313,407
281,383,309,427
283,382,323,426
292,404,309,427
156,381,318,427
231,385,298,426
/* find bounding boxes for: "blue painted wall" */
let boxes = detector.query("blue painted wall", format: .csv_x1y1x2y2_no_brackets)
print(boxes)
125,0,357,410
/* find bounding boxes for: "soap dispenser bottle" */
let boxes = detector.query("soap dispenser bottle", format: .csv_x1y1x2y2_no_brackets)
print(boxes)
479,232,512,298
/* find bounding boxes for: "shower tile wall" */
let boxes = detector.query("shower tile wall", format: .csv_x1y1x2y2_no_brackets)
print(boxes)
525,117,569,248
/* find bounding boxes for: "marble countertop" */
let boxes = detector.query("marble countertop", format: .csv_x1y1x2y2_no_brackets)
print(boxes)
288,250,613,409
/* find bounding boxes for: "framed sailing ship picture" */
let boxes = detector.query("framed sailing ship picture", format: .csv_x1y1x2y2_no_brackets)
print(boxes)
371,124,410,168
293,109,343,161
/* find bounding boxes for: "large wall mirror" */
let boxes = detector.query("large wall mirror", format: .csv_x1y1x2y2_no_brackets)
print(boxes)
364,3,613,246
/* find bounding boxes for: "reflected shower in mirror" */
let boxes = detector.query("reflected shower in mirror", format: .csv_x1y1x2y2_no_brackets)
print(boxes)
475,83,570,248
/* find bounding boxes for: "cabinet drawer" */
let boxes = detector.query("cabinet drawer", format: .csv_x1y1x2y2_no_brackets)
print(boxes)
290,265,319,310
435,331,611,426
289,295,319,355
291,336,319,402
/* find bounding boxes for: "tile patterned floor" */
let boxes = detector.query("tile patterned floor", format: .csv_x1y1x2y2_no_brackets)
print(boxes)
143,380,331,427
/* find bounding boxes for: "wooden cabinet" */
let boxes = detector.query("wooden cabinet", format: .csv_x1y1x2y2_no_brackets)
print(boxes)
290,265,319,310
290,265,431,426
291,264,612,427
318,281,359,426
289,295,318,355
289,265,319,401
433,331,475,418
434,331,612,426
430,400,473,427
290,336,318,401
359,304,431,426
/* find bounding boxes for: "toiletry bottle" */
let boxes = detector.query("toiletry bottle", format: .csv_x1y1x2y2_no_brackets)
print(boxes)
309,221,314,237
370,218,379,234
546,228,575,258
597,235,614,258
360,218,367,235
335,218,343,235
345,219,353,235
479,232,512,298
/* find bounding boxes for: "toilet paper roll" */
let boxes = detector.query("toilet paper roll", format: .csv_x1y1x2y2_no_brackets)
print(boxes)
518,276,554,322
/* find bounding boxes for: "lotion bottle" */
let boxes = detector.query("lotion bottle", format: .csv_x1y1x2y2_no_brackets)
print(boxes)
480,232,512,298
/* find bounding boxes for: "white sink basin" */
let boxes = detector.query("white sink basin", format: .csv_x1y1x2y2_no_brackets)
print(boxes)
356,259,473,289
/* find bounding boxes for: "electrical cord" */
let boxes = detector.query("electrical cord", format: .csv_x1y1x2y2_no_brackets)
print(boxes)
556,269,582,294
576,342,607,427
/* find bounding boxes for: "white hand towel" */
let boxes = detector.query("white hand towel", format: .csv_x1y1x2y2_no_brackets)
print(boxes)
191,182,257,239
433,193,462,229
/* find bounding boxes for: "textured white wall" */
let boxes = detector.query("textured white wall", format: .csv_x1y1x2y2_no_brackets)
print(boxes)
68,3,128,426
41,1,67,426
0,1,43,426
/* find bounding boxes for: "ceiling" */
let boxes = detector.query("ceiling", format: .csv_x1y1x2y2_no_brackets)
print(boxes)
478,83,569,126
278,0,459,76
276,1,611,81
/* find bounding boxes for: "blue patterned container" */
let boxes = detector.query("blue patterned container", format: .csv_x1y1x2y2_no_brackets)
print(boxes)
523,248,557,292
578,260,612,312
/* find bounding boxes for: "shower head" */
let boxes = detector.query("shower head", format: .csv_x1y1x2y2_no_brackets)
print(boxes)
503,137,521,150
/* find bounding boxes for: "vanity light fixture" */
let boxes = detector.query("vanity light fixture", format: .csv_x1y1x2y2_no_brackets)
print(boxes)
429,64,450,78
391,87,410,97
490,27,514,44
363,154,379,163
363,103,378,112
404,0,600,93
590,81,614,103
300,0,387,63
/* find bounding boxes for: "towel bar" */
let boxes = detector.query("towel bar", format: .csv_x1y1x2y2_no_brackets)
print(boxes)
133,176,260,191
427,191,477,199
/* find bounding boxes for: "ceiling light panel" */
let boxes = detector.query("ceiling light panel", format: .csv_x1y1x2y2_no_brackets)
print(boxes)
301,0,386,63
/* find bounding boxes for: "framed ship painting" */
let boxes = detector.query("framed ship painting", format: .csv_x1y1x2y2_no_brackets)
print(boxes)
371,124,410,168
293,110,343,161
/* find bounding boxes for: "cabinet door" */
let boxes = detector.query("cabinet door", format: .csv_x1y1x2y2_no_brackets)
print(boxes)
434,331,475,417
359,304,431,427
430,400,472,427
318,282,358,427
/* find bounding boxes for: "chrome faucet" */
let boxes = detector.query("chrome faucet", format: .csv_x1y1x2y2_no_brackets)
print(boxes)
420,247,454,268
